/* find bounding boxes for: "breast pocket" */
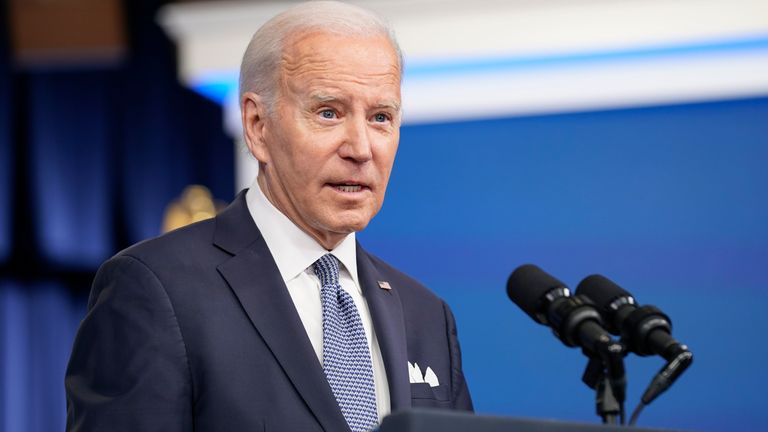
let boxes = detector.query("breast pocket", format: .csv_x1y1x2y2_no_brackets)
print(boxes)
410,382,449,401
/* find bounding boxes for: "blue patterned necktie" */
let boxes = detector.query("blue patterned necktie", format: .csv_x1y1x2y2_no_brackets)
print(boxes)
313,254,378,432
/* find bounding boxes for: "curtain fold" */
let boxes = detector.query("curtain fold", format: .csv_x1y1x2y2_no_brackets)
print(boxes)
1,282,86,432
28,72,115,267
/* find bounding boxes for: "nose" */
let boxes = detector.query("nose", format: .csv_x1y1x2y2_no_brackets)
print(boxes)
338,116,373,163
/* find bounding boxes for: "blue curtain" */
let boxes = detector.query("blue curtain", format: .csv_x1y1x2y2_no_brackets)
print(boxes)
1,282,86,431
0,1,234,431
28,71,115,267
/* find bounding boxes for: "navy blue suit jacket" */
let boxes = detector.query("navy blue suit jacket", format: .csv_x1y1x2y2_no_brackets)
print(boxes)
66,191,473,431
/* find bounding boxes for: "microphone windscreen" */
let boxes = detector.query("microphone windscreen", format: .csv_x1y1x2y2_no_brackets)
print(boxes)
507,264,568,322
576,274,631,310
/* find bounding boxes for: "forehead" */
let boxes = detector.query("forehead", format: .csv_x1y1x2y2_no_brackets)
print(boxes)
279,30,401,99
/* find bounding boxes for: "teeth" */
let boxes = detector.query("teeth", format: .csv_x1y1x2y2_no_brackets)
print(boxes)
336,184,362,192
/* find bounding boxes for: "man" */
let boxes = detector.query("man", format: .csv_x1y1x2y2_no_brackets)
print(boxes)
65,2,472,431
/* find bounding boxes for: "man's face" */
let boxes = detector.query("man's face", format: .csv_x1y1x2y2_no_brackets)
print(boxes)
243,31,401,249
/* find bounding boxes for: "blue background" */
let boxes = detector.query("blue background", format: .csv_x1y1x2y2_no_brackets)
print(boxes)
360,97,768,430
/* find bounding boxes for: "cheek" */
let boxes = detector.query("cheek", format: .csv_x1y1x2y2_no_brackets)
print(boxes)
375,140,399,176
282,149,330,193
295,146,328,173
270,133,318,178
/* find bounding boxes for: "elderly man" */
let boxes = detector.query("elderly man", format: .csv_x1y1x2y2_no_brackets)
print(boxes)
65,2,472,431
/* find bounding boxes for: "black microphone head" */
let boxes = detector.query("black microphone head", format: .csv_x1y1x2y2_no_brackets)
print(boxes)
576,274,635,334
507,264,569,324
576,274,633,309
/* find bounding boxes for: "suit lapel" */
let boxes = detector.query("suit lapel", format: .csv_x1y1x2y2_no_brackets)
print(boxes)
356,246,411,412
213,193,349,432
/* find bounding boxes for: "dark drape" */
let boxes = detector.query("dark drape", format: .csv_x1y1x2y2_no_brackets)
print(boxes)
1,0,11,262
0,1,234,430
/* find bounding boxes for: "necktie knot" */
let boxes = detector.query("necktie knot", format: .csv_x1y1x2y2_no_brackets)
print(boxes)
313,253,341,287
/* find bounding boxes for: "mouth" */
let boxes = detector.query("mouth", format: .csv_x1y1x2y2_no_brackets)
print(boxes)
328,182,370,193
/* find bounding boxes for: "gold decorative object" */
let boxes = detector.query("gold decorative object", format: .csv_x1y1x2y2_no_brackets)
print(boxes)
162,185,224,233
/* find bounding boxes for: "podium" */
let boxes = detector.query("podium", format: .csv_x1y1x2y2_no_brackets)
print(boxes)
379,409,685,432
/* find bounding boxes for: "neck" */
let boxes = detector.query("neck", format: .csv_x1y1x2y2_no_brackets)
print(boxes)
256,174,345,250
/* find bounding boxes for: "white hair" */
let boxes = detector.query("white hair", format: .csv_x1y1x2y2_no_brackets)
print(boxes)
238,1,403,114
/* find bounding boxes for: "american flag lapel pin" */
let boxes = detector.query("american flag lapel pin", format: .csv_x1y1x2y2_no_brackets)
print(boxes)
378,280,392,290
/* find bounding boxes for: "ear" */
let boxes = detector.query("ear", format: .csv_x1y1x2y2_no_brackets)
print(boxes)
241,92,271,164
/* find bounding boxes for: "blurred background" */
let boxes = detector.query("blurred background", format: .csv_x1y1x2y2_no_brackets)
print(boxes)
1,0,766,431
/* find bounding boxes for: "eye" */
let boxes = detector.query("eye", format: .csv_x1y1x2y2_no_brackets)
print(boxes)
319,109,336,119
372,113,391,123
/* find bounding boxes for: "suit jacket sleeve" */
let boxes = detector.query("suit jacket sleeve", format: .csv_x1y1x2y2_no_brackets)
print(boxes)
443,301,473,411
65,255,193,431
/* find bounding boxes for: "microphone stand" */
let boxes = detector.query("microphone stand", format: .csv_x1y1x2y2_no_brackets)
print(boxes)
582,339,626,425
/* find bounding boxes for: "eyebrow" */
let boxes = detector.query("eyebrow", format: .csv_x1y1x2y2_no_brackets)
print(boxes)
309,92,401,113
375,100,402,112
310,93,342,104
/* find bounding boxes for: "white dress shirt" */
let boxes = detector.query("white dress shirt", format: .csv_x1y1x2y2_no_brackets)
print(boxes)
245,179,391,421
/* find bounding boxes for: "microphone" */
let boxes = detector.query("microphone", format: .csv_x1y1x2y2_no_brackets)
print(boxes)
507,264,615,354
507,265,626,424
576,274,693,411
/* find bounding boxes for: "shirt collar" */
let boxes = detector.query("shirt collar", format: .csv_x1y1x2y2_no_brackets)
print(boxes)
245,177,360,291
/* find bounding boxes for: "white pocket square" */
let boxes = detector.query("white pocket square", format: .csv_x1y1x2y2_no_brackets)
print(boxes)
408,361,439,387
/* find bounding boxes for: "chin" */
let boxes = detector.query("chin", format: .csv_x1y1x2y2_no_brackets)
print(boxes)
328,211,373,234
332,220,368,234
